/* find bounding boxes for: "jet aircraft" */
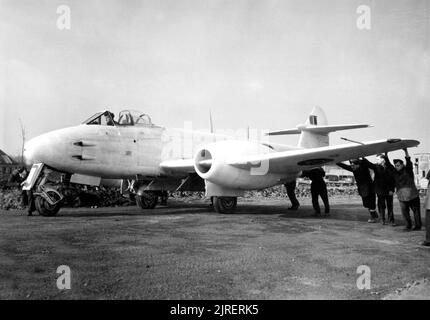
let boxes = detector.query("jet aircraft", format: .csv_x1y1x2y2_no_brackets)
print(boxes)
23,107,419,215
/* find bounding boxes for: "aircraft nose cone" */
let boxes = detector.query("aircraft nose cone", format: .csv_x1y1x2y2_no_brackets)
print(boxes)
23,138,38,166
23,135,48,165
23,127,78,169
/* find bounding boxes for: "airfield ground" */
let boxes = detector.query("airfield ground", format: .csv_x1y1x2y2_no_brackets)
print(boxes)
0,197,429,300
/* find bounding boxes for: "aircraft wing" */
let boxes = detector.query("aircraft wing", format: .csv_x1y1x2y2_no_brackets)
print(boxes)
159,159,196,175
227,139,419,174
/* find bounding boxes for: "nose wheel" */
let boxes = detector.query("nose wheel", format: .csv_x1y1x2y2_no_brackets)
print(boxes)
136,191,158,210
35,189,63,216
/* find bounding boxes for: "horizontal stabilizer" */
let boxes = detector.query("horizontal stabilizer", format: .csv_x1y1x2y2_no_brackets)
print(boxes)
266,124,370,136
266,128,302,136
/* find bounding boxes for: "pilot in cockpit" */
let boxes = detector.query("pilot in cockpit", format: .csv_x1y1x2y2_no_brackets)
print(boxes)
106,112,116,126
84,110,155,127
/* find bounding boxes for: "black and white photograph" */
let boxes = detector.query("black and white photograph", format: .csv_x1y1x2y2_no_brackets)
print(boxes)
0,0,429,305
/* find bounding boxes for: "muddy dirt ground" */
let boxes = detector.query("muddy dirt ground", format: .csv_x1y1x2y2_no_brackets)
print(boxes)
0,197,429,300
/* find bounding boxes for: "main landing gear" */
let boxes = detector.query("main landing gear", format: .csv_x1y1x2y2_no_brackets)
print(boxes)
134,189,238,214
135,191,159,209
212,196,237,214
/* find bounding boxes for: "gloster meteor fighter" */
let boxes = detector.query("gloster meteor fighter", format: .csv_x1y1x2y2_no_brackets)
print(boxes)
23,107,419,216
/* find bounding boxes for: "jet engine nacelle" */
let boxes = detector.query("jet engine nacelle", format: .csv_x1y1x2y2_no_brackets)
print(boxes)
194,140,284,190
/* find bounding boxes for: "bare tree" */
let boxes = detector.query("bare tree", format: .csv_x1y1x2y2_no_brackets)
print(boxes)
19,118,26,163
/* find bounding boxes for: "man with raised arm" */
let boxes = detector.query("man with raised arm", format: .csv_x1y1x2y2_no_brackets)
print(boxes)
337,159,378,223
361,154,396,226
422,170,430,246
387,149,422,231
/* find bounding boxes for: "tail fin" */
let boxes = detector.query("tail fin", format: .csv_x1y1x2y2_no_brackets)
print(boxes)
298,106,329,148
266,106,370,149
305,105,328,127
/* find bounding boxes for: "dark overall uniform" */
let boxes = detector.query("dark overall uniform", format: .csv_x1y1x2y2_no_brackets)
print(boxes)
337,160,378,220
302,167,329,216
387,157,421,230
423,170,430,245
284,179,300,210
362,157,396,224
8,168,35,215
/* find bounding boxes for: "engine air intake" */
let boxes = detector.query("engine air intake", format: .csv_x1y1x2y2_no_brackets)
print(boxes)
195,149,212,174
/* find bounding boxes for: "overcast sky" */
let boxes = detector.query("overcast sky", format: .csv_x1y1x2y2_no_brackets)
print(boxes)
1,0,429,157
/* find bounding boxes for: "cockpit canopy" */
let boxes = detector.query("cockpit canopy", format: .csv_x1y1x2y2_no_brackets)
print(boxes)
83,110,155,127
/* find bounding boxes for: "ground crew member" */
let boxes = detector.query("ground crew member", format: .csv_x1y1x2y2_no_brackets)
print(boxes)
8,167,35,216
422,170,430,246
387,149,422,231
160,191,168,205
301,167,329,216
362,154,396,226
284,179,300,210
337,159,378,223
8,167,28,206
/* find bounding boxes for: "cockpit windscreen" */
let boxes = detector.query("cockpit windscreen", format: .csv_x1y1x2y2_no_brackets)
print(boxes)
83,110,154,127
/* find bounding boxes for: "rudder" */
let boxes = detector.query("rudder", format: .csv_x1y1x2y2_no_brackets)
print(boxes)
298,106,329,148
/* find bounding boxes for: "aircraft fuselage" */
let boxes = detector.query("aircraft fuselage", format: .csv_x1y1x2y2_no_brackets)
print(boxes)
24,124,295,185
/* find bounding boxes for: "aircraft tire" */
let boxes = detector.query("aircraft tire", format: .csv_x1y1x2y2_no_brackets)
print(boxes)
213,196,237,214
35,193,62,216
136,192,158,210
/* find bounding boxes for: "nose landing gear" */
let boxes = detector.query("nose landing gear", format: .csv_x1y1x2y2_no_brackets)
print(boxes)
23,163,64,216
34,186,63,216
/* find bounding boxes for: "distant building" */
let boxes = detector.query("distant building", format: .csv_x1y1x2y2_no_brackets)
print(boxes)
413,153,430,190
324,166,355,186
298,165,355,186
0,149,21,183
